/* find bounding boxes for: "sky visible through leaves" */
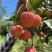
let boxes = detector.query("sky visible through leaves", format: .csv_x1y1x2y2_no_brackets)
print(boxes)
2,0,18,18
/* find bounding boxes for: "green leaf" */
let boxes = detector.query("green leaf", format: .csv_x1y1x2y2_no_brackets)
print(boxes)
5,15,15,21
5,13,21,21
29,0,45,10
29,0,33,5
43,19,52,29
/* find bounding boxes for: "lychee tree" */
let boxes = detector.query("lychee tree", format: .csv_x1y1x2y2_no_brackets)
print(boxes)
6,0,52,52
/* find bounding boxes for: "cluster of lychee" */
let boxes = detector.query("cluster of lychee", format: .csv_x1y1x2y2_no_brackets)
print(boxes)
36,8,52,18
10,11,43,52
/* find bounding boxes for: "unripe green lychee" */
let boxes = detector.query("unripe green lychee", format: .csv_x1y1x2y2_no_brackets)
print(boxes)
20,12,35,27
32,14,41,27
10,25,23,39
20,30,31,41
24,47,36,52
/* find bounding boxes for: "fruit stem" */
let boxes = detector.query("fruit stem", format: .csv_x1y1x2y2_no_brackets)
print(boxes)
14,4,24,25
31,37,33,48
31,28,34,48
40,37,44,51
27,27,34,48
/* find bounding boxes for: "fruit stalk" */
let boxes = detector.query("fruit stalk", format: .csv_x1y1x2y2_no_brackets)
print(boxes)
14,4,24,25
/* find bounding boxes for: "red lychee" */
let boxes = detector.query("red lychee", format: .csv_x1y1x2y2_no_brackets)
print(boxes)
32,14,41,27
24,47,36,52
39,31,44,37
10,25,23,39
20,30,31,41
20,12,35,27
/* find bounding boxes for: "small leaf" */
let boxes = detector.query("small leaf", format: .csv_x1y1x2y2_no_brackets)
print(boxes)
44,42,48,47
43,19,52,29
5,15,15,21
5,13,21,21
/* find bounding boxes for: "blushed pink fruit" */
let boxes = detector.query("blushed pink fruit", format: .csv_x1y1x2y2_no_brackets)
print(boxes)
10,25,23,39
32,14,41,27
20,30,31,41
20,12,35,27
24,47,36,52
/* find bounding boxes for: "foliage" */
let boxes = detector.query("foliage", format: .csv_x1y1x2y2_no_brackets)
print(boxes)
2,0,52,52
0,21,12,36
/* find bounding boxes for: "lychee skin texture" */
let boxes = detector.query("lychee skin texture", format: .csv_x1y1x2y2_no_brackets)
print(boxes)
20,30,31,41
39,31,44,37
32,14,41,27
24,47,36,52
20,12,35,27
10,25,23,39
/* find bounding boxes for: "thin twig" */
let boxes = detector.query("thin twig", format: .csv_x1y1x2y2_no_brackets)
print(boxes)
14,4,24,25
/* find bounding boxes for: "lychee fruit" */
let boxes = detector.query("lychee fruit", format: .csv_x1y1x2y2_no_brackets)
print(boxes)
24,47,36,52
20,30,31,41
32,14,41,27
10,25,23,39
39,31,44,37
36,8,43,15
46,10,51,17
20,12,35,27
